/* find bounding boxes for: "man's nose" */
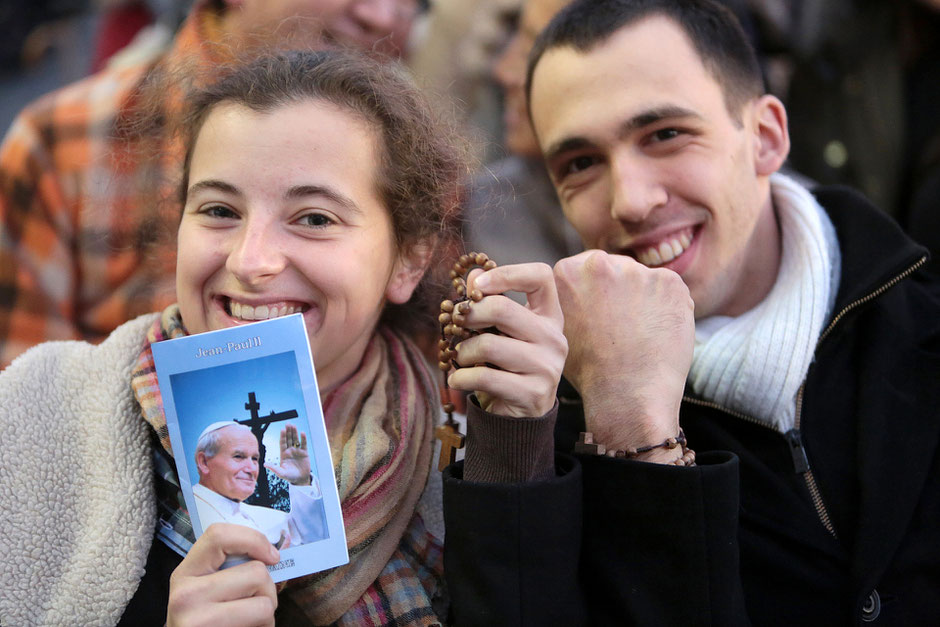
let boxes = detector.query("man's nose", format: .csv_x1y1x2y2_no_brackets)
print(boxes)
492,33,525,91
351,0,415,35
608,153,668,224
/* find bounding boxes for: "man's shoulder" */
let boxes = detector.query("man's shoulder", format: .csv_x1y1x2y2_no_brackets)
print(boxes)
813,184,938,302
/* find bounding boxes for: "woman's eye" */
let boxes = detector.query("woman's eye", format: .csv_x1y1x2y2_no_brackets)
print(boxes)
298,213,334,228
202,204,238,219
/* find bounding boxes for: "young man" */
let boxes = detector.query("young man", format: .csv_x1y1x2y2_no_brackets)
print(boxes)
444,1,940,624
0,0,419,369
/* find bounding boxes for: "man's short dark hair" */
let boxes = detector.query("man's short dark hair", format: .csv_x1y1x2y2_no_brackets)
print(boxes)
525,0,764,122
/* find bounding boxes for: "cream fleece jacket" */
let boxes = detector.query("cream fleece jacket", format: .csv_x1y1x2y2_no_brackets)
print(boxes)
0,314,159,627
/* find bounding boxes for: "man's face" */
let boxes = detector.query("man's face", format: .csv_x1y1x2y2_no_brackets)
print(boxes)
198,426,260,502
491,0,569,157
530,16,783,318
227,0,419,58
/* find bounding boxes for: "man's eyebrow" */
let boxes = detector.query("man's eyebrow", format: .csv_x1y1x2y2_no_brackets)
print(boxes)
543,105,703,163
285,184,361,214
620,105,702,135
543,137,595,165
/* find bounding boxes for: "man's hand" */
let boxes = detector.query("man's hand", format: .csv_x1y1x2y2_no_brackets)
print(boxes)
168,523,279,627
264,424,310,486
446,262,568,418
554,251,694,459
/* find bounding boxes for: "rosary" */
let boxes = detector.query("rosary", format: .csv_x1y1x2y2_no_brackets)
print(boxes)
434,252,497,471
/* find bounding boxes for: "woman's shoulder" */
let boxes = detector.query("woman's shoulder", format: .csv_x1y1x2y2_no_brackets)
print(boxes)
3,313,159,379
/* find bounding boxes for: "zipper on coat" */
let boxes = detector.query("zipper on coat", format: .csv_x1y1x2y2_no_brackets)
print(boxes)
683,255,926,540
792,386,837,538
798,253,926,538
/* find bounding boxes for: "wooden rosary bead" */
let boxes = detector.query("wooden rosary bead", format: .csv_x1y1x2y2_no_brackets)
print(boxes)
436,251,499,473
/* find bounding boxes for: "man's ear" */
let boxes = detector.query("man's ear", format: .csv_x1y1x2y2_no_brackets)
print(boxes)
196,451,210,477
386,239,434,304
751,94,790,176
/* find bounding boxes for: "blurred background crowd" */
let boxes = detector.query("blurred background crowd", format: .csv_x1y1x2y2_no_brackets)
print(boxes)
1,0,938,282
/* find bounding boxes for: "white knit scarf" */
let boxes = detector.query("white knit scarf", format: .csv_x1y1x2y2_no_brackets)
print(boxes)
688,173,841,432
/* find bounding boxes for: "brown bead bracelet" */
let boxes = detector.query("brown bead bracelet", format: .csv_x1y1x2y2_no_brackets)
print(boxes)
575,429,696,466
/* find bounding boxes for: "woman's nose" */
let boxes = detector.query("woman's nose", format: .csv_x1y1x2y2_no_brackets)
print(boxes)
225,217,287,286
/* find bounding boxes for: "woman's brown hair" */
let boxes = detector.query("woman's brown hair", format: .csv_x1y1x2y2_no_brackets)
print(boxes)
173,49,469,333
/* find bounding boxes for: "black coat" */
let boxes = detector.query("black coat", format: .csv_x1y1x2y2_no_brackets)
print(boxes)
443,186,940,626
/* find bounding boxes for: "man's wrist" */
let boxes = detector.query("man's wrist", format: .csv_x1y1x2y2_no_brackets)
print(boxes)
574,429,695,467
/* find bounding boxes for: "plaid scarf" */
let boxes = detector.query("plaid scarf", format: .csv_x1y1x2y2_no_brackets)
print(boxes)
131,305,445,625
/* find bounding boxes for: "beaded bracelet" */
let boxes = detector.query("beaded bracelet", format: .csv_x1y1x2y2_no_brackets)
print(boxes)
575,429,696,466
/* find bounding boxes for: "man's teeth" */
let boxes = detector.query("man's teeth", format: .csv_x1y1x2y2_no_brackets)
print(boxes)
229,301,303,321
636,231,693,267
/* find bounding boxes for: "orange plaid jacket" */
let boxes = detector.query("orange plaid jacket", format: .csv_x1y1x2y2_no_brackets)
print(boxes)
0,13,217,369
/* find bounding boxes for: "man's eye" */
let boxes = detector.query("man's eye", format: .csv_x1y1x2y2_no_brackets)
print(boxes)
651,128,681,142
564,155,599,175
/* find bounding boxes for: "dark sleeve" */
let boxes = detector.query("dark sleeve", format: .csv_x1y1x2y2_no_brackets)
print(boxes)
444,448,748,625
443,454,587,627
578,450,749,625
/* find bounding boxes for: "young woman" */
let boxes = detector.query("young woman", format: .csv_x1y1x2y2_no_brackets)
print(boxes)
0,51,566,626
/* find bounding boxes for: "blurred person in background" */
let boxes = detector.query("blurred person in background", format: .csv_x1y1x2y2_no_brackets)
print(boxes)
0,0,421,370
782,0,940,274
462,0,581,274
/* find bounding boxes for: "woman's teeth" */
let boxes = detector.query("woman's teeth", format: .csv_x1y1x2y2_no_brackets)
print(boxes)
636,230,693,267
229,301,303,321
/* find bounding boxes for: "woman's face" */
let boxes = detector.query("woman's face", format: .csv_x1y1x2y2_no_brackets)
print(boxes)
177,100,422,391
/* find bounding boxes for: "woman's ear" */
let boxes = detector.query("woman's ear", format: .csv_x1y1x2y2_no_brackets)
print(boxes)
752,94,790,176
386,239,434,304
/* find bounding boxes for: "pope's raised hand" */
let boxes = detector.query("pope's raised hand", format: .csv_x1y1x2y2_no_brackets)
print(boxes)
264,424,310,486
